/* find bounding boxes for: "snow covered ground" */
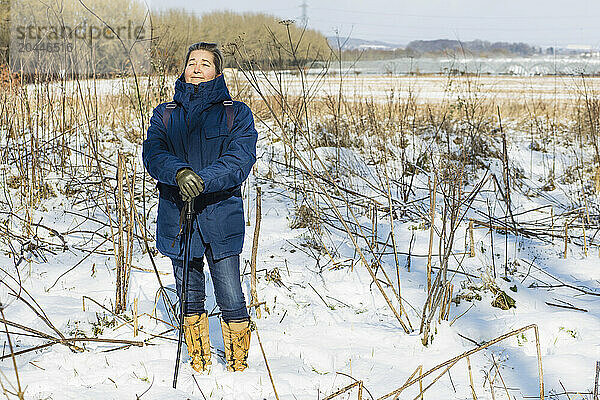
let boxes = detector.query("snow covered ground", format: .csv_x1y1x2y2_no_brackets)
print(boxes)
236,71,600,103
25,70,600,105
1,79,600,400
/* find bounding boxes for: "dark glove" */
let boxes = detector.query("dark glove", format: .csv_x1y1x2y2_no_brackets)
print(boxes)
176,168,204,200
179,191,192,203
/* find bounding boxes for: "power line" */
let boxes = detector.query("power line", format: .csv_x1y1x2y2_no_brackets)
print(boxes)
310,6,599,20
309,18,584,33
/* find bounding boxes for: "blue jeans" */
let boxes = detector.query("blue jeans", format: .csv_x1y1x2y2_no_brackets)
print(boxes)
171,244,249,322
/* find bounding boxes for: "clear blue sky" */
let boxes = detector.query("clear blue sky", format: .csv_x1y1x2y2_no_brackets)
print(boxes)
150,0,600,48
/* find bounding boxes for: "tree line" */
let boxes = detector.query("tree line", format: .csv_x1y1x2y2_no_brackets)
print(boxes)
0,1,332,76
406,39,542,57
151,9,331,73
0,0,330,73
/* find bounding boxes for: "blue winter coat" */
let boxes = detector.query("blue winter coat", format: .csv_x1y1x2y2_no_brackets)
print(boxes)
142,72,257,261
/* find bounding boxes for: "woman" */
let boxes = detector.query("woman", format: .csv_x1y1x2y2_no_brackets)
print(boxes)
142,42,257,373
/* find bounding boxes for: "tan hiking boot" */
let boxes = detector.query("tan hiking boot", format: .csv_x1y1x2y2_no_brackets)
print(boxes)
220,318,251,372
183,313,212,372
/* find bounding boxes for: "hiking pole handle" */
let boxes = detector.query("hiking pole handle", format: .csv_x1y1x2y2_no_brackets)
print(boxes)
185,198,194,221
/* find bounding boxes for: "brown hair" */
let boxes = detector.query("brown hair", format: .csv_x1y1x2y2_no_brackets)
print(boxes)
184,42,224,75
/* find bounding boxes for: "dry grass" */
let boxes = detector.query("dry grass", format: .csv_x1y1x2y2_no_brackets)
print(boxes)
1,51,599,397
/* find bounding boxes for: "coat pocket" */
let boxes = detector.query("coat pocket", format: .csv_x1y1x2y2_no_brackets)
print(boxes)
217,196,245,240
204,127,228,139
156,196,182,243
155,198,183,258
203,126,229,159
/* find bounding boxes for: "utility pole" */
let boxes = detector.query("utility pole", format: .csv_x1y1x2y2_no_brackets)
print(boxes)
300,1,308,27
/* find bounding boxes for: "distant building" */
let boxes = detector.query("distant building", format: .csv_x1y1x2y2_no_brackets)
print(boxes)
357,44,390,50
566,44,592,51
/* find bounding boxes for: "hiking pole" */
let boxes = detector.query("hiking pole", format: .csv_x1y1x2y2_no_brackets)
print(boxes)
173,198,194,389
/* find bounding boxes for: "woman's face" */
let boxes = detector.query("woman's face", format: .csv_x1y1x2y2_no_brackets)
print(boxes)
184,49,217,84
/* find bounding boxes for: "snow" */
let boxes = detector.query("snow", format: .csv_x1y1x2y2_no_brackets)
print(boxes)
25,71,600,107
1,78,600,400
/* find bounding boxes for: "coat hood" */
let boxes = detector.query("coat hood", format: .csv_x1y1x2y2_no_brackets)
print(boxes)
173,71,232,115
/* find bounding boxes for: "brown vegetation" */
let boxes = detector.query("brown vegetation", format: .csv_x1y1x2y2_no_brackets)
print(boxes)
0,5,599,399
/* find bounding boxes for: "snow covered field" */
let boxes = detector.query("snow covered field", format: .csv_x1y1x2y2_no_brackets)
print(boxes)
1,74,600,400
26,70,600,104
232,71,600,103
